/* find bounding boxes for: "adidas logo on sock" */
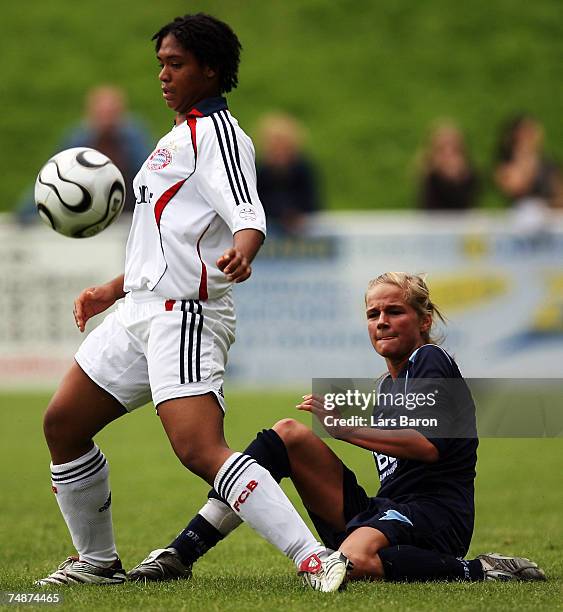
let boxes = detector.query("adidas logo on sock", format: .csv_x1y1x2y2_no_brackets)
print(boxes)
98,492,112,513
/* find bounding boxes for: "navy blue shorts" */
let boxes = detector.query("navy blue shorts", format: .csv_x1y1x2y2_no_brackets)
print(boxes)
306,463,470,557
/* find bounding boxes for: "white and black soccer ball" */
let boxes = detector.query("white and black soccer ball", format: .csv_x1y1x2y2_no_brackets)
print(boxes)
34,147,126,238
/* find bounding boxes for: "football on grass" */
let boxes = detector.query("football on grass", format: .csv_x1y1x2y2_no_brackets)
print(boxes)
34,147,125,238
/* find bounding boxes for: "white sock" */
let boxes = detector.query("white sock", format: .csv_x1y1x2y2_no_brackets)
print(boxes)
198,498,243,536
50,444,117,566
214,453,324,566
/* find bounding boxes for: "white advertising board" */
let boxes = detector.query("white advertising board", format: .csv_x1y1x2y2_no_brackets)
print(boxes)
1,211,562,389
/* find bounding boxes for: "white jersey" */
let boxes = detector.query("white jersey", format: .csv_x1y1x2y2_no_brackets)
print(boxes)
124,97,266,301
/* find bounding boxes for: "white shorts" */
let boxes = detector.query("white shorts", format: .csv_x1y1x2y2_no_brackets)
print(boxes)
75,290,235,412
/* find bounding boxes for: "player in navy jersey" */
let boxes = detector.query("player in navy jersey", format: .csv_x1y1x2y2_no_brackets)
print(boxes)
36,14,348,591
129,272,545,583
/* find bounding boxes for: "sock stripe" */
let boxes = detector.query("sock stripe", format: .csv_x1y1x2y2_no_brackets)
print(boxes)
220,456,254,497
215,454,246,495
51,454,107,484
217,455,256,500
222,458,257,501
51,450,104,479
50,448,102,477
217,456,252,499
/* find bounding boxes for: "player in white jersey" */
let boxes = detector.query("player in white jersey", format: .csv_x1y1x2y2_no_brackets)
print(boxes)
36,14,348,591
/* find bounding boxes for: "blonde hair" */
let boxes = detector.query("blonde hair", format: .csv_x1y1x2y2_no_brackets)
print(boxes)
256,112,306,151
366,272,445,344
413,118,470,176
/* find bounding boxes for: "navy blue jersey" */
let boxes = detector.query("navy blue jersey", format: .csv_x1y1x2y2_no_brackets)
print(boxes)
372,344,478,539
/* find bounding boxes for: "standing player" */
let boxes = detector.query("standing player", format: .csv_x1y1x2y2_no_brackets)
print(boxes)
36,13,348,591
129,273,545,584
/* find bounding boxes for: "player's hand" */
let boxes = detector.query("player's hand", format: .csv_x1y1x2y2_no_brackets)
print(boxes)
217,247,252,284
297,394,353,440
297,393,336,421
73,284,118,332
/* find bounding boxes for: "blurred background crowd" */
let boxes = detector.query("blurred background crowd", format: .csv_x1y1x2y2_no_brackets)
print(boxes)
4,1,561,236
14,83,562,235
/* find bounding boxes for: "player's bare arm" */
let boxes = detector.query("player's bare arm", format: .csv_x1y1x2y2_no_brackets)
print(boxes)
73,273,126,332
217,228,264,283
297,393,439,463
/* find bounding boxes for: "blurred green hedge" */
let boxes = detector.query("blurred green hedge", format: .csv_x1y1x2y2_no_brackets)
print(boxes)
2,0,561,212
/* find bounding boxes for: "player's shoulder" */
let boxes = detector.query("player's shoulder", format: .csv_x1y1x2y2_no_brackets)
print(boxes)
408,344,459,378
219,110,254,146
196,109,253,150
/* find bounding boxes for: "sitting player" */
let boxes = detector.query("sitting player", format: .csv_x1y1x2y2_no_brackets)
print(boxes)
128,272,545,584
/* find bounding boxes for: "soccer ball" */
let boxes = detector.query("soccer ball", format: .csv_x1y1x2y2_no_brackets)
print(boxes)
34,147,126,238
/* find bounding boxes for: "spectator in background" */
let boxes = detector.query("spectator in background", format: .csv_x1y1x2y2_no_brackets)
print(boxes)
255,112,321,236
416,121,480,211
494,114,563,209
16,85,152,224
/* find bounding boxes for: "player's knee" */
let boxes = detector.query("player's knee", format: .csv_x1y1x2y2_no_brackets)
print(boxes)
173,445,199,471
272,418,311,448
174,445,216,481
43,400,78,447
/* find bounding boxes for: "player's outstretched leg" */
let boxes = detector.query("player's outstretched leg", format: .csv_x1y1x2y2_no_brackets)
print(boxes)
128,427,342,587
130,420,351,591
211,451,349,592
156,398,349,593
477,553,546,581
36,364,127,586
128,428,287,582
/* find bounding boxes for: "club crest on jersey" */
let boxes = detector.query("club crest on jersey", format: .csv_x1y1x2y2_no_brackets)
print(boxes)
147,148,172,171
239,206,257,222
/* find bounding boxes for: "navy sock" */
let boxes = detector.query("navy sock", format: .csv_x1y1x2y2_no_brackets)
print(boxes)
170,429,291,565
239,428,292,482
379,545,485,582
169,514,223,566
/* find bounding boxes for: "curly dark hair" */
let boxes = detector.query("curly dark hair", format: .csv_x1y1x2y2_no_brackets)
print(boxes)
153,13,241,94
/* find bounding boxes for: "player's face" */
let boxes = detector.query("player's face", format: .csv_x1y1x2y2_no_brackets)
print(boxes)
157,34,219,116
366,284,431,365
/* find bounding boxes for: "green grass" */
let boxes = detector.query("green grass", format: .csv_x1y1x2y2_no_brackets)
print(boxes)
0,391,561,610
1,0,562,214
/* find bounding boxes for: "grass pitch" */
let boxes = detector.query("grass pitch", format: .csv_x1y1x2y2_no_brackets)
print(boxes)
0,391,561,611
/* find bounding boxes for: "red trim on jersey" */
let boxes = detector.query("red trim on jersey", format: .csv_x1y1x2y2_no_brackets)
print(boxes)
187,108,204,118
187,117,198,157
154,179,186,228
196,224,211,301
165,299,176,311
155,116,198,228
